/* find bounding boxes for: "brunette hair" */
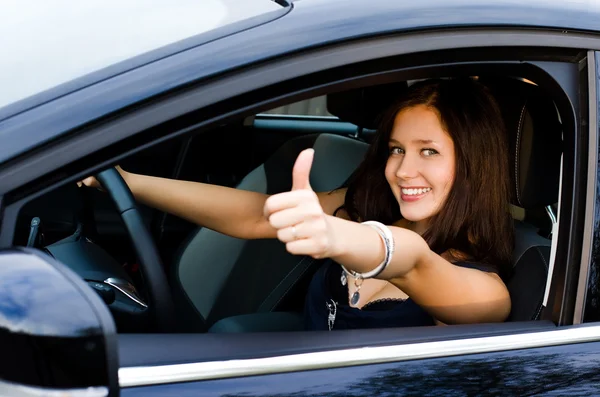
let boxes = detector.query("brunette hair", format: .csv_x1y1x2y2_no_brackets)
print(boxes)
342,78,514,279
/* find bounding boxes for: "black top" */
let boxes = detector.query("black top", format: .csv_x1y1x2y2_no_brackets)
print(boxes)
304,259,498,331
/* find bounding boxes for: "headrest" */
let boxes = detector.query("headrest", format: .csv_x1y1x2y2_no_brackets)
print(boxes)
326,82,409,130
262,133,368,194
483,78,562,209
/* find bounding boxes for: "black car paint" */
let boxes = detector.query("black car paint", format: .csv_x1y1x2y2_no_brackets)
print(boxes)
121,340,600,396
1,0,600,165
0,249,117,390
1,0,600,395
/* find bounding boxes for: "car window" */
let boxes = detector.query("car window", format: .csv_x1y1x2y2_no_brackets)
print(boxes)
262,96,336,117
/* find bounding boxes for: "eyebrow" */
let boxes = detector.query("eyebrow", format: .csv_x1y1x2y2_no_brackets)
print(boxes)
389,138,435,145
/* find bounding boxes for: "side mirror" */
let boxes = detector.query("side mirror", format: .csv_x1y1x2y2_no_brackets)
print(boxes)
0,248,118,396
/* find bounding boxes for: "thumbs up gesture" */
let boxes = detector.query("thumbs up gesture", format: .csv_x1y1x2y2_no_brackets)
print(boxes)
264,149,336,259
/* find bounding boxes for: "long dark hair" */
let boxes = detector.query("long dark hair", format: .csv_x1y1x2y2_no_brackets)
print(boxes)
343,78,514,279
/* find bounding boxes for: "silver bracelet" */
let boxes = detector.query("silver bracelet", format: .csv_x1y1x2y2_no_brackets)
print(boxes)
340,220,396,280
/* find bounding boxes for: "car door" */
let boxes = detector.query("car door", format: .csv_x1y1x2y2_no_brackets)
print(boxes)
2,4,600,396
114,52,600,397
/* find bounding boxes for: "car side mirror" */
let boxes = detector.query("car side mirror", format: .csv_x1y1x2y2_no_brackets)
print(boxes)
0,248,118,397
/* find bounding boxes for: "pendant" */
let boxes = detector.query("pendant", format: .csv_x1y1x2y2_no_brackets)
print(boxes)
350,291,360,306
326,299,337,331
340,272,347,286
350,276,363,306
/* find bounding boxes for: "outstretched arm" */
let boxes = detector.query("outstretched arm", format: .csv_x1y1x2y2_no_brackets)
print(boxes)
326,218,510,324
124,173,275,240
80,166,346,241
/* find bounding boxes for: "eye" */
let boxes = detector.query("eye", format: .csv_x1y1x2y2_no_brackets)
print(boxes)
422,148,439,156
389,146,404,155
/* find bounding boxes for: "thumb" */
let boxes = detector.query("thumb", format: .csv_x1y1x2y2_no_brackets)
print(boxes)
291,148,314,191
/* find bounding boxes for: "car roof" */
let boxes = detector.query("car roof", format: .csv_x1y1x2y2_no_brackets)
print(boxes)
295,0,600,32
0,0,285,110
2,0,598,117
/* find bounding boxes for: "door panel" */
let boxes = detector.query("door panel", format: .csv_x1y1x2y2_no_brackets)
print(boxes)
121,341,600,396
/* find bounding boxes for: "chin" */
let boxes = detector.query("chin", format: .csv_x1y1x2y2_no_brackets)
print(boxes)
399,204,435,223
404,216,428,223
399,211,428,223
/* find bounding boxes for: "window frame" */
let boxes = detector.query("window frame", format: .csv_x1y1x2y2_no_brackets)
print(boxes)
581,51,600,323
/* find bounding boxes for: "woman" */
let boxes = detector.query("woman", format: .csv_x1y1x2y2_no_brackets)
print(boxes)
82,78,514,330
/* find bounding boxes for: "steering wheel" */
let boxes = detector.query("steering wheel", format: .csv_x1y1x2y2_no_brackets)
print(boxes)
95,168,176,332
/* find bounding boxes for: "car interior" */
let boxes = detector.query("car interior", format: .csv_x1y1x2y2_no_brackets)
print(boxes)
12,72,564,335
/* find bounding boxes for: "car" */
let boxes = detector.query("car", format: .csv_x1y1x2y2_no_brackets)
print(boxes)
2,0,600,395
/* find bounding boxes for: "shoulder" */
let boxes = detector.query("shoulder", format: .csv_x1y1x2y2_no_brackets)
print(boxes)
453,261,500,275
400,249,511,324
442,249,501,276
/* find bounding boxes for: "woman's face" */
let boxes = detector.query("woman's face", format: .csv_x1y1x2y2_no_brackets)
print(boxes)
384,105,456,231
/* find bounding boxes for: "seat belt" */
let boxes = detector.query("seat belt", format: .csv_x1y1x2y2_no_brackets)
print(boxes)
258,256,320,312
543,154,562,307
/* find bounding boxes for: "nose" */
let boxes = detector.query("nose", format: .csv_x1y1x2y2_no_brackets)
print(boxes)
395,153,419,180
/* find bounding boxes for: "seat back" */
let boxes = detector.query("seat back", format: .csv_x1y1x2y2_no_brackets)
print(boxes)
485,77,563,321
509,222,552,321
173,133,369,329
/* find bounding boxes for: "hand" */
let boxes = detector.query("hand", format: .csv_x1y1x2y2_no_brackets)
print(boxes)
264,149,337,259
77,165,128,190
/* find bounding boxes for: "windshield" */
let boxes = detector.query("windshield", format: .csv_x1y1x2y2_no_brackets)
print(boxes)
0,0,283,109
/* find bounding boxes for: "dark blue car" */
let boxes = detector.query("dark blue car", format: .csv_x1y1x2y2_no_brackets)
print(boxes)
2,0,600,395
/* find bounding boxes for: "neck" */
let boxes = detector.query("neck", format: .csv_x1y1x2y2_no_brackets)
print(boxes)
395,218,429,235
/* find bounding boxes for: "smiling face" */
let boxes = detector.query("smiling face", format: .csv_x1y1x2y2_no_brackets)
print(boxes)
384,105,456,232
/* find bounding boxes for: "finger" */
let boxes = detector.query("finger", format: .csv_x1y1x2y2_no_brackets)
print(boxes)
277,225,302,243
291,148,314,191
268,203,323,229
277,218,327,243
285,239,328,259
81,176,96,187
264,190,318,217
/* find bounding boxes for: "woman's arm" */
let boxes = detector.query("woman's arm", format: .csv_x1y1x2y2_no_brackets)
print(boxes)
276,198,511,324
326,218,511,324
125,172,274,239
81,167,346,240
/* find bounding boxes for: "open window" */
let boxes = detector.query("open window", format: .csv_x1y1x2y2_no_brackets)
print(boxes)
12,65,572,325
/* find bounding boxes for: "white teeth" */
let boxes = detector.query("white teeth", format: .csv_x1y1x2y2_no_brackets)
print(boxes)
401,187,431,195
